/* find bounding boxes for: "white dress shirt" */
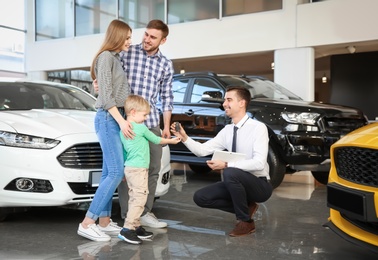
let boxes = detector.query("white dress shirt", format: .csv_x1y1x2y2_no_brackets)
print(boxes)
183,114,270,179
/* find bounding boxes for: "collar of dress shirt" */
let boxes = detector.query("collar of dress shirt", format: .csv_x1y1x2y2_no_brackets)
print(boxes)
233,114,250,128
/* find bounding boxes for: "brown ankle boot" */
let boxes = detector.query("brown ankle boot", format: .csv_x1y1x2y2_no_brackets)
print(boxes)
229,220,256,237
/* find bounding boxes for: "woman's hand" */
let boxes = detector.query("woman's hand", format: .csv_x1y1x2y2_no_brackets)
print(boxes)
119,120,134,139
93,79,99,93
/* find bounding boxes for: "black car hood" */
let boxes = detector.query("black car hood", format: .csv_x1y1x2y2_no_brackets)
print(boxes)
251,98,364,117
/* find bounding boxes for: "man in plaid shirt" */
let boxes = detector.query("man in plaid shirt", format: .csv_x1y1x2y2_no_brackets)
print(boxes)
118,19,174,229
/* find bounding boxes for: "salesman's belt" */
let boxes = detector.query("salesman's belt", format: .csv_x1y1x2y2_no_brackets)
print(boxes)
259,176,271,184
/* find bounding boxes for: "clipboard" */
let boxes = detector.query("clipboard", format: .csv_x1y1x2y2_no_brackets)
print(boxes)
211,150,246,162
211,150,246,181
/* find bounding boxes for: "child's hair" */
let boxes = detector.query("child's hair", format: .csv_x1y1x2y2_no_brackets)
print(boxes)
124,94,151,115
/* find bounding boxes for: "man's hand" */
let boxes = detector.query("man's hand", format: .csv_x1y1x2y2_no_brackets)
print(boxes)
206,160,227,171
170,122,188,142
162,126,171,139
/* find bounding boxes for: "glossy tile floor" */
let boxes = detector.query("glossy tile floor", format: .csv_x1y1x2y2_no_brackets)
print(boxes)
1,164,377,259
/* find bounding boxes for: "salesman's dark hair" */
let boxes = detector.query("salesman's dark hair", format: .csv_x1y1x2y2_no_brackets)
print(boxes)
226,86,251,107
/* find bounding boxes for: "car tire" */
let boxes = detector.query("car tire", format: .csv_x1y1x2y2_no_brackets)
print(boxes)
311,171,329,185
267,146,286,189
188,164,212,174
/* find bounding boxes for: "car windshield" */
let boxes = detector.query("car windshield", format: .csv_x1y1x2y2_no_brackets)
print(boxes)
219,76,302,100
0,82,96,111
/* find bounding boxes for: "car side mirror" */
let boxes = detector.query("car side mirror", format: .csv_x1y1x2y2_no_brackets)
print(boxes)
201,91,223,103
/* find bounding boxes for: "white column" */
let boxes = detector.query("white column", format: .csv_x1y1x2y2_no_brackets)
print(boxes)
274,47,315,101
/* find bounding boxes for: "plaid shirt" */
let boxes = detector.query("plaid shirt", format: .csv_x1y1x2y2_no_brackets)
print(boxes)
120,43,174,128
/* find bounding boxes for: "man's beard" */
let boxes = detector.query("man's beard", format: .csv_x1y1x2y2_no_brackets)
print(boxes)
143,42,158,53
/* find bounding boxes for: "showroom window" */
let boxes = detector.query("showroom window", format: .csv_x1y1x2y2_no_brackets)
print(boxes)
48,70,93,95
119,0,165,29
168,0,219,24
0,0,25,74
75,0,118,36
35,0,284,41
35,0,74,41
222,0,282,17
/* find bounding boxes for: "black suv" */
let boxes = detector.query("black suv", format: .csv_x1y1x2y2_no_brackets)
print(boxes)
165,72,368,188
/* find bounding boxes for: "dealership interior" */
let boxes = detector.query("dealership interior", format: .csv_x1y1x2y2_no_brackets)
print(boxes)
1,0,378,259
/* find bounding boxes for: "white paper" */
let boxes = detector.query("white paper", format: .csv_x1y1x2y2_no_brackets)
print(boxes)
211,150,246,162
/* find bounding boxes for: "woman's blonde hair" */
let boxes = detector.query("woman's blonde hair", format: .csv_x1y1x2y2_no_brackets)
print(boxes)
90,20,132,79
124,95,151,115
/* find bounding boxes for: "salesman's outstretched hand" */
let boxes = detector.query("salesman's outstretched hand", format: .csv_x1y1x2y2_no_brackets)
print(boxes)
170,122,187,142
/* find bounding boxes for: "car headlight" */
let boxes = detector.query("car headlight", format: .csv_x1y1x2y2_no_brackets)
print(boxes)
0,131,60,149
281,112,320,125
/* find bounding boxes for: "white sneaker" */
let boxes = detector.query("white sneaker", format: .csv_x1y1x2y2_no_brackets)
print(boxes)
97,219,122,235
78,223,111,242
140,212,167,228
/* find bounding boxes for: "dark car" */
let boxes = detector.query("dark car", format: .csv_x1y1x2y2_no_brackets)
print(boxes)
164,72,368,188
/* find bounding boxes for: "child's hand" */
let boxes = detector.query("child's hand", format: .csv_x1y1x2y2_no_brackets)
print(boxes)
169,136,181,144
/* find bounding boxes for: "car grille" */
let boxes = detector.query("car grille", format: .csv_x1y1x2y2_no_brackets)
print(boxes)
57,143,102,169
334,146,378,187
68,182,97,195
322,117,367,134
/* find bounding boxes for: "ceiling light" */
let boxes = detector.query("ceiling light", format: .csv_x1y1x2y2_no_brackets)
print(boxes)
347,45,356,54
180,69,185,74
322,74,327,83
271,62,275,70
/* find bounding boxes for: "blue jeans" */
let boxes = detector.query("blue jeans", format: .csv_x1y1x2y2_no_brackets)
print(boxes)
86,108,124,220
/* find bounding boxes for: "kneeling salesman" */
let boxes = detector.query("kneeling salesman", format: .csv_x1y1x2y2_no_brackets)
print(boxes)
171,86,273,237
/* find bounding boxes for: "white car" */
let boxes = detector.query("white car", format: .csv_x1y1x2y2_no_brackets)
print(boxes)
0,79,170,220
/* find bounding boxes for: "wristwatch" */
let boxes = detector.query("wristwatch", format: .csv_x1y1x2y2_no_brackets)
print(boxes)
225,162,228,168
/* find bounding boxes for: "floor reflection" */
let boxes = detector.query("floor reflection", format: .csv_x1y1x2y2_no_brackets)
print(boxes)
2,163,378,259
274,182,315,200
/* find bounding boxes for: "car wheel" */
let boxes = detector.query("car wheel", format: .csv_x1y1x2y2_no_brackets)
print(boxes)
188,164,212,174
311,171,329,185
267,146,286,189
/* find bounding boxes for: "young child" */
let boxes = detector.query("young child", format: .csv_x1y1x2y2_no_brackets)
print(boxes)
118,94,180,245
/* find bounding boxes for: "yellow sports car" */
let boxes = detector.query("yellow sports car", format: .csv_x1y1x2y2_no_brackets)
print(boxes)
325,122,378,253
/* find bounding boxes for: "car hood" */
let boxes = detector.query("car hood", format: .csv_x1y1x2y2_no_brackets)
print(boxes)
336,122,378,146
0,109,95,139
252,98,364,116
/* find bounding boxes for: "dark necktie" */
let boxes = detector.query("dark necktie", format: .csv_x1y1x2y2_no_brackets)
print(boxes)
232,126,238,152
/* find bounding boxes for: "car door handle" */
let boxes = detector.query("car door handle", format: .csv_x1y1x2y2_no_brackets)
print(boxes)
185,109,194,116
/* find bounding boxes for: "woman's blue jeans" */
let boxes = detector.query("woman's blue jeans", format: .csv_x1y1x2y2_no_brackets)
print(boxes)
86,108,124,220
